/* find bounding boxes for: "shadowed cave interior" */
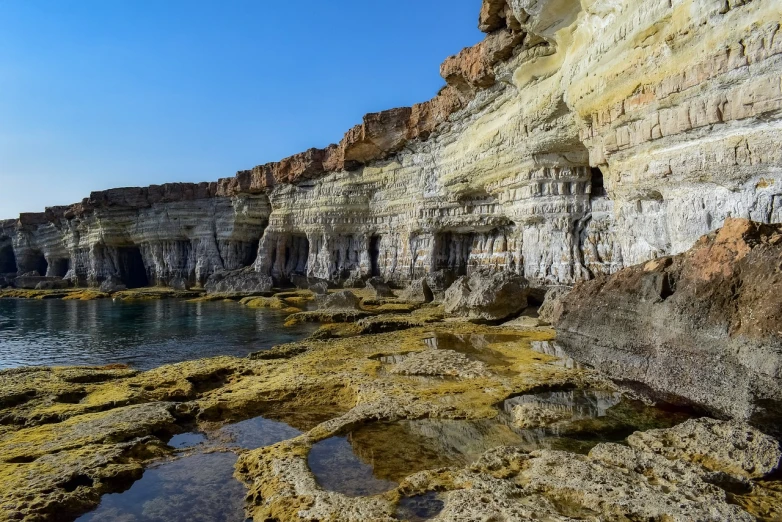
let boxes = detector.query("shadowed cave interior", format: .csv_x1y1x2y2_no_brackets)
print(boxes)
116,246,149,288
0,242,17,274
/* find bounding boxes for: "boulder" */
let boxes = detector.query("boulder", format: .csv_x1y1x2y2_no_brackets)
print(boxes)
425,270,457,301
99,276,127,293
169,276,190,291
318,290,361,311
443,270,529,322
309,281,329,295
365,277,394,298
555,219,782,436
13,275,68,290
537,285,571,324
290,274,309,290
204,268,273,296
343,270,366,289
34,278,70,290
399,279,434,303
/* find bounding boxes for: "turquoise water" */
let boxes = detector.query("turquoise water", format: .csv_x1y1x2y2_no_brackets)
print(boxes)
0,299,316,370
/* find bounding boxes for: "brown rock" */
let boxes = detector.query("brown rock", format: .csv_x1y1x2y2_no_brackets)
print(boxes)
555,218,782,436
479,0,509,32
441,29,524,94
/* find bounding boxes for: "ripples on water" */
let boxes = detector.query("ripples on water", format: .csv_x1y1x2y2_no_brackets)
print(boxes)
0,299,317,370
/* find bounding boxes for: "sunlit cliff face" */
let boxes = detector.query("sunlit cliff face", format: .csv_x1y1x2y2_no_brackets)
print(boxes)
2,0,780,290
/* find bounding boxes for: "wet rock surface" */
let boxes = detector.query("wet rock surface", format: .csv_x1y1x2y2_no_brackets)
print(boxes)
0,313,778,521
556,219,782,436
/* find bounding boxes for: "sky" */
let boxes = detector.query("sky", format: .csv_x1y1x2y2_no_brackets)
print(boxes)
0,0,482,218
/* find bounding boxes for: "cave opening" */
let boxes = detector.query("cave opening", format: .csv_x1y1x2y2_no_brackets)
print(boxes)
287,235,309,276
434,232,474,276
26,251,48,276
116,246,149,288
369,235,381,277
0,243,17,274
51,258,70,278
590,167,606,198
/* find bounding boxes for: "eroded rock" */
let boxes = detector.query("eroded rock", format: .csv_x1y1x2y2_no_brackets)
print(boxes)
444,271,529,322
556,219,782,435
204,268,273,296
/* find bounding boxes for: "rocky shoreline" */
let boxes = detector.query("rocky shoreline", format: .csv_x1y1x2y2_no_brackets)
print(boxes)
2,0,782,519
0,318,780,520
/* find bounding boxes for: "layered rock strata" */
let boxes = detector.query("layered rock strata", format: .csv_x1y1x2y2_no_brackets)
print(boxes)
555,218,782,436
1,0,780,290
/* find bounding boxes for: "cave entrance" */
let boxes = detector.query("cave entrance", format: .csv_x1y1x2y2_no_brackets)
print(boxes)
369,235,381,277
590,167,606,198
27,251,48,276
117,246,149,288
434,232,474,276
50,258,70,278
283,235,309,279
0,243,17,274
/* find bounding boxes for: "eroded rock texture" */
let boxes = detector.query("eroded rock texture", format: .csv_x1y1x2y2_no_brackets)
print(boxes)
555,218,782,436
1,0,780,290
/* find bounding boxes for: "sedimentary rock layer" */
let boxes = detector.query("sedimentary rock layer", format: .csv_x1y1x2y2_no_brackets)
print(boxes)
1,0,780,289
555,218,782,436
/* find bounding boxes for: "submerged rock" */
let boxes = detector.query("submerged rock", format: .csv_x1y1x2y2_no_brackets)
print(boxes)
555,219,782,436
444,271,529,322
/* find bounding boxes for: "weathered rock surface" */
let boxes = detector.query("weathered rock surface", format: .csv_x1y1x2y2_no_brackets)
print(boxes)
626,418,781,480
398,278,434,304
2,0,778,293
556,218,782,435
444,270,529,321
365,277,394,298
536,285,570,324
318,290,361,311
204,268,273,296
98,275,126,293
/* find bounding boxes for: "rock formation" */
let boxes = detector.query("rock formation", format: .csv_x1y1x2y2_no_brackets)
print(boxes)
555,218,782,436
1,0,780,293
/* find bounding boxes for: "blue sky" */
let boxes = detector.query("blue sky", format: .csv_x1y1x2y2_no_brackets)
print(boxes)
0,0,482,217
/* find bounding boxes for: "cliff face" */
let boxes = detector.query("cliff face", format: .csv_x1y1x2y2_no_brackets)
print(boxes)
1,0,780,289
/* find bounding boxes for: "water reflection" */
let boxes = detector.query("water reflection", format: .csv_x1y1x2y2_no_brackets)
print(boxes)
309,389,693,497
77,416,302,522
396,492,444,521
423,333,518,371
308,436,399,496
529,340,584,369
0,299,316,370
76,452,247,522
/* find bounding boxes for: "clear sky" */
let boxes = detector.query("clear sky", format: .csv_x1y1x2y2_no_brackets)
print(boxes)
0,0,482,218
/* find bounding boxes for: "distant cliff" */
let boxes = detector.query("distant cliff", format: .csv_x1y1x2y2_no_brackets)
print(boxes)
2,0,780,288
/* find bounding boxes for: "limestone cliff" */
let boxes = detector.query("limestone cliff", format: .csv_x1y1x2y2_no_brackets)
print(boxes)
1,0,780,289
